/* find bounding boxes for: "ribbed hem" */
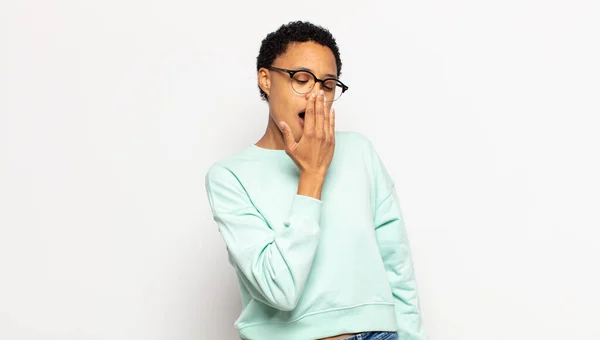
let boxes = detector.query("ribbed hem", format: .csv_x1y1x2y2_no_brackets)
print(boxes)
238,303,397,340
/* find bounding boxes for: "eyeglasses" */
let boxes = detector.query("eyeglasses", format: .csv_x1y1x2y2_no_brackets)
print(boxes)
267,66,349,101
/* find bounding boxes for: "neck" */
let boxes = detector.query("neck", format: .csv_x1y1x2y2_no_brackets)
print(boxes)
255,115,286,150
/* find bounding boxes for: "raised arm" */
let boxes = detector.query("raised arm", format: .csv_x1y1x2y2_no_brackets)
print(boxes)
205,165,325,311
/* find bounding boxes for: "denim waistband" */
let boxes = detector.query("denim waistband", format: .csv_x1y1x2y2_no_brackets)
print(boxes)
339,331,397,340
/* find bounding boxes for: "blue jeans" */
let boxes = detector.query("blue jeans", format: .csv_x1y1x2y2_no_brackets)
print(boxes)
338,332,398,340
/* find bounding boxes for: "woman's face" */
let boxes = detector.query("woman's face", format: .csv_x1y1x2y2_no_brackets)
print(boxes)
258,41,338,142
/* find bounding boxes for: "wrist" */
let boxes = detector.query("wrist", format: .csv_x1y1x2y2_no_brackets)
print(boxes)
297,172,325,200
300,170,327,180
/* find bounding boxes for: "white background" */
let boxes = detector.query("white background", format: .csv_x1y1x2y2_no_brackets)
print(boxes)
1,1,599,339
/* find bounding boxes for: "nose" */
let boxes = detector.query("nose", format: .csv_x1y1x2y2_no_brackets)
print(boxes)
305,82,322,99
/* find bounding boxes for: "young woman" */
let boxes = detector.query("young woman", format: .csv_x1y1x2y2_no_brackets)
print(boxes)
205,21,427,340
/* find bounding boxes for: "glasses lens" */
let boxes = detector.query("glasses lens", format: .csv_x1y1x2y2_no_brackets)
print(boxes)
323,79,344,101
291,72,315,94
291,72,345,101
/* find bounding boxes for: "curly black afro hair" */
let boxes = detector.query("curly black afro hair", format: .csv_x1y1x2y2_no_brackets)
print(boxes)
256,21,342,102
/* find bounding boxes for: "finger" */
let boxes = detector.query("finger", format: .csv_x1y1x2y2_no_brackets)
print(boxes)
323,96,330,140
330,108,335,143
280,121,295,149
304,91,316,133
314,89,325,139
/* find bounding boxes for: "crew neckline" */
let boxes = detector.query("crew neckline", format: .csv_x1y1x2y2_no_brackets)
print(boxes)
246,143,289,158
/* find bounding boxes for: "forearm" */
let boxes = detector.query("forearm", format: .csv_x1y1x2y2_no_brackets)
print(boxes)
297,172,326,200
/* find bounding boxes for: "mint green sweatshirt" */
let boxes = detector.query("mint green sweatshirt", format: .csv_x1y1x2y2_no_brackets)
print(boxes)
204,131,427,340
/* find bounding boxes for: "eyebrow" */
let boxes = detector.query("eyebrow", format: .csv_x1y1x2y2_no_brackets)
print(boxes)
294,66,338,79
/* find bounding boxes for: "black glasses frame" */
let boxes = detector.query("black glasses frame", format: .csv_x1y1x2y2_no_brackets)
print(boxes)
266,66,349,99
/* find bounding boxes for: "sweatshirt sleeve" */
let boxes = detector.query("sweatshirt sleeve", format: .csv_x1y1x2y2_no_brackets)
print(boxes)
363,137,428,340
204,164,322,311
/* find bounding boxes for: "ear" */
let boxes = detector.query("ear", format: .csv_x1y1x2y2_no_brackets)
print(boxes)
258,68,271,97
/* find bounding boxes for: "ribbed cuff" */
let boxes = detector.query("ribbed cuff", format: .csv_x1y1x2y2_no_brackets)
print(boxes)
288,194,323,226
